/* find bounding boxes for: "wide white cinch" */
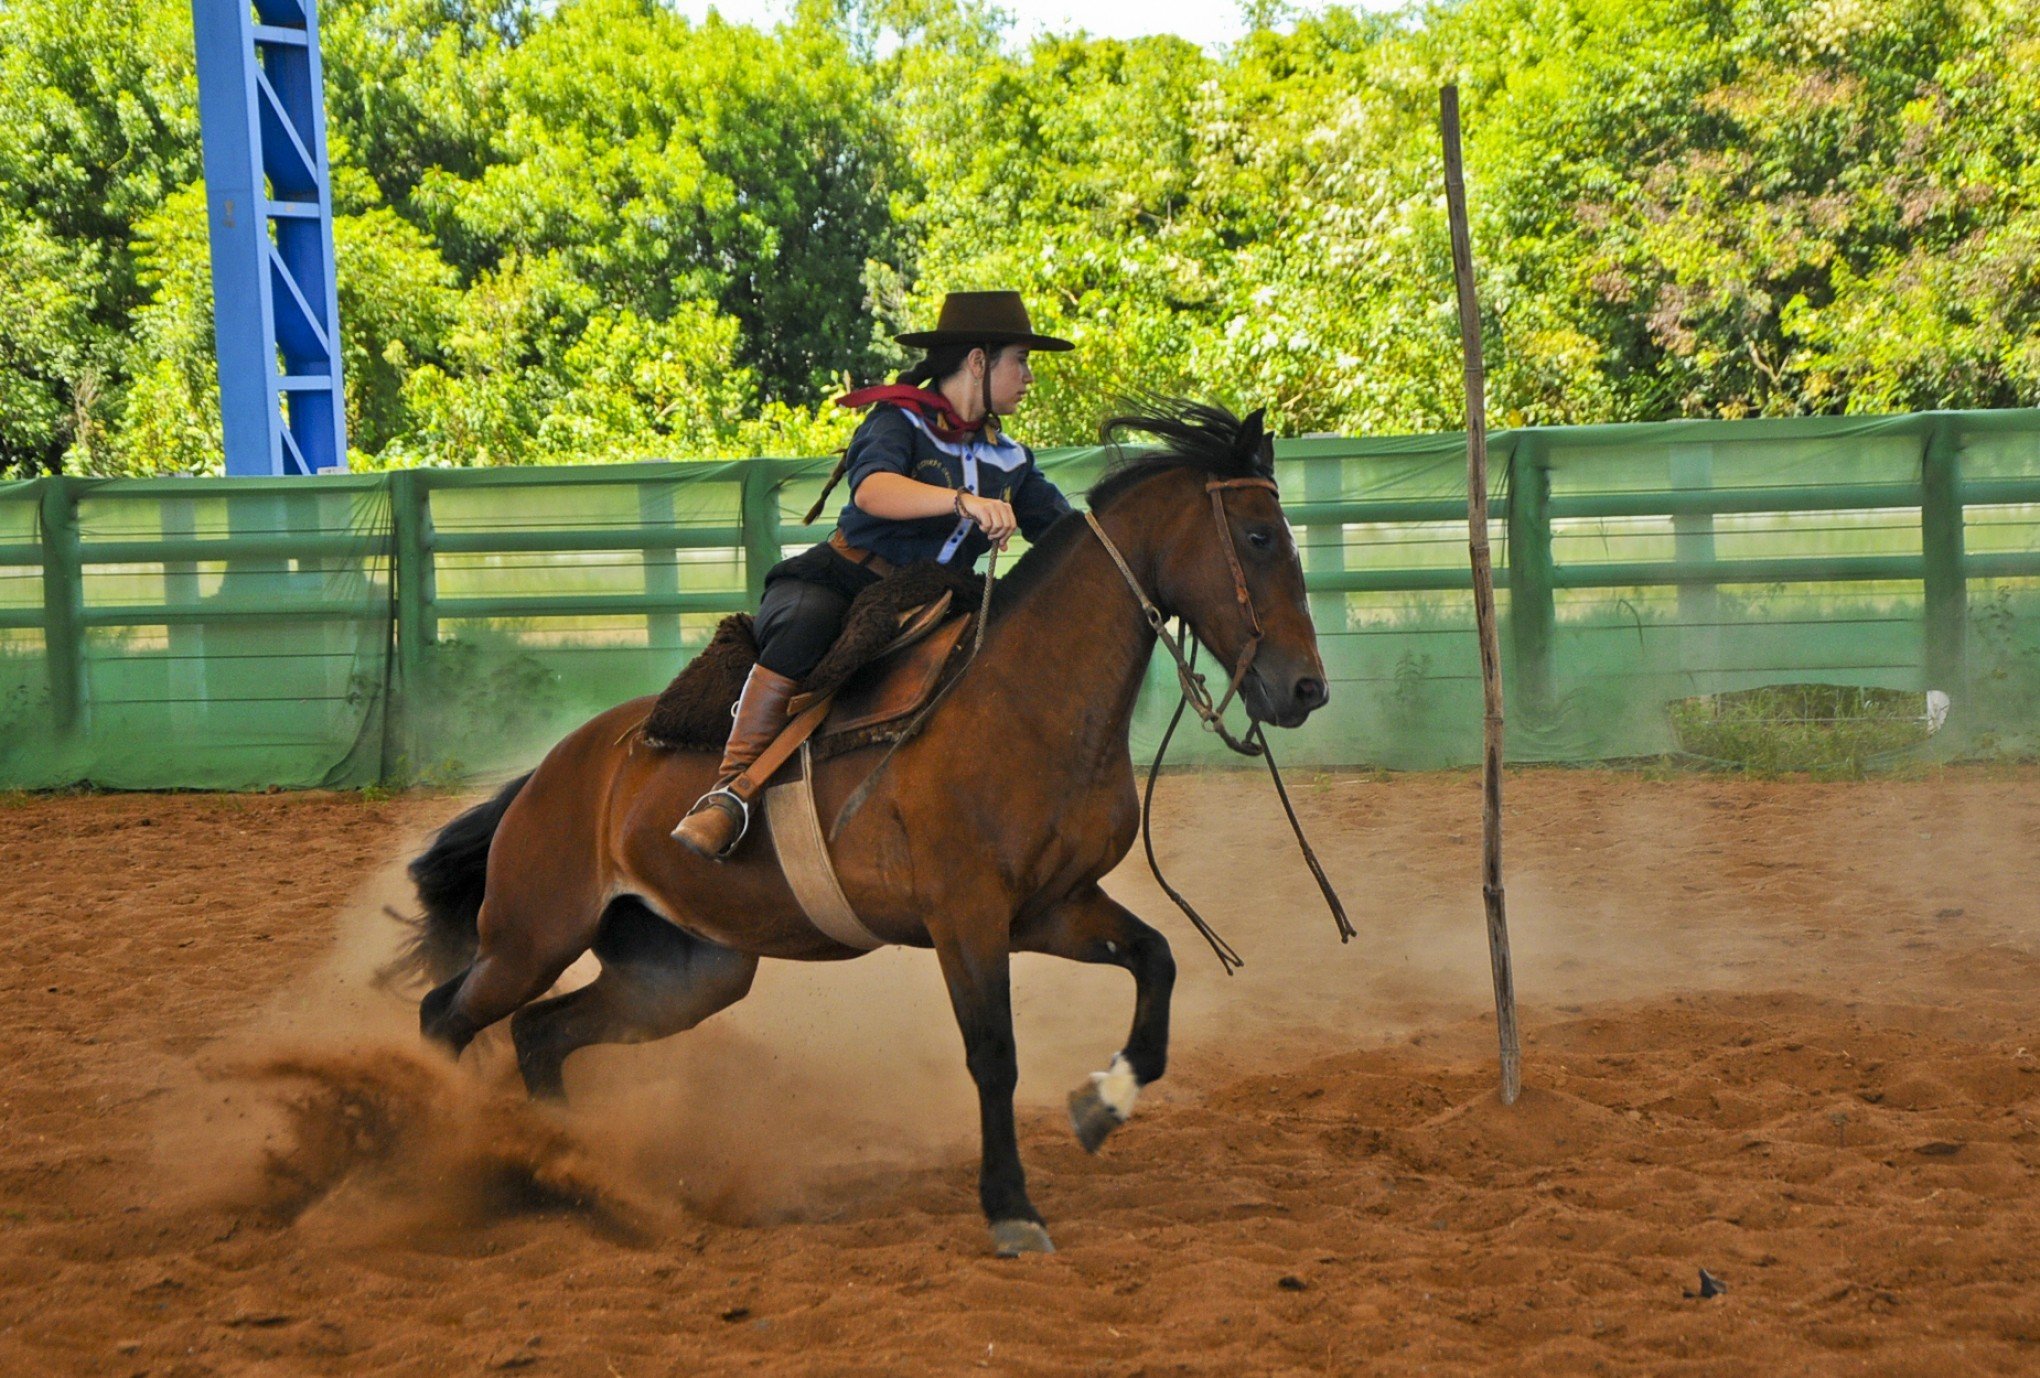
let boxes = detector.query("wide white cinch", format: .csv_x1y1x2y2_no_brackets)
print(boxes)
764,741,886,951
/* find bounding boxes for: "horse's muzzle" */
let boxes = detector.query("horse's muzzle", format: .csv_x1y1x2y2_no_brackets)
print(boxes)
1244,665,1329,729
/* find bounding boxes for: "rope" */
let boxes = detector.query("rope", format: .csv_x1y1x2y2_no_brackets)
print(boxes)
1083,505,1352,968
1247,722,1356,944
1084,511,1263,755
821,500,1356,970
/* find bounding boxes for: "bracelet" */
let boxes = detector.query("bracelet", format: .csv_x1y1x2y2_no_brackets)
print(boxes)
953,488,970,519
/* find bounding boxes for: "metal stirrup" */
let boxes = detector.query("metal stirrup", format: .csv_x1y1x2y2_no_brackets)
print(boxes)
691,786,752,851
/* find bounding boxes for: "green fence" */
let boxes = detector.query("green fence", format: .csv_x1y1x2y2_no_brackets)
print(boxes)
4,408,2039,789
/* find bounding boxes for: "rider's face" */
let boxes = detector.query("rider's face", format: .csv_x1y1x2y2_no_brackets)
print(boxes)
983,347,1033,416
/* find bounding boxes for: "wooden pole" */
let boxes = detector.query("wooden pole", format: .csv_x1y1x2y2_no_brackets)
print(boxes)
1440,84,1522,1106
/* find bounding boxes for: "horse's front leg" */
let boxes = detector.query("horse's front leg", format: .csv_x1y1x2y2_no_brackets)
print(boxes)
931,921,1051,1257
1013,884,1176,1154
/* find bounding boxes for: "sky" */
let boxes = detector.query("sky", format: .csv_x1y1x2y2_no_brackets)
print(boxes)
666,0,1331,51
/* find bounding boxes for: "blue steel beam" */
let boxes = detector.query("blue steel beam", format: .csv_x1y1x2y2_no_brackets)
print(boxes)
191,0,347,475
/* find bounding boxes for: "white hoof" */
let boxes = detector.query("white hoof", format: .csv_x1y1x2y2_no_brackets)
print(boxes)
1069,1052,1140,1152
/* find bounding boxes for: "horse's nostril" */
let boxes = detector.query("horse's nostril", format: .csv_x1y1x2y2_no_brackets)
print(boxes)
1295,677,1328,710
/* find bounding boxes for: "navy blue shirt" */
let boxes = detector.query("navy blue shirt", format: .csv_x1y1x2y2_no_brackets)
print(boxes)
837,405,1072,569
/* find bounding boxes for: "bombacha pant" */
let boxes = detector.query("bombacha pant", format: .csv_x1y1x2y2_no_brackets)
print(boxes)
750,542,883,680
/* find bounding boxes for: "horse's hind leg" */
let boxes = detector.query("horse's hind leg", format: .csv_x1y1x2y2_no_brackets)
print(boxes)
510,898,757,1101
1013,885,1176,1154
419,970,475,1054
420,896,602,1058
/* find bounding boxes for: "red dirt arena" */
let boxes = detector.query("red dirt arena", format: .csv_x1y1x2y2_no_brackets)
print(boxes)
4,767,2038,1375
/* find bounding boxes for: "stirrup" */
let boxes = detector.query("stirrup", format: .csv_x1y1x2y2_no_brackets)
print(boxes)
683,786,752,854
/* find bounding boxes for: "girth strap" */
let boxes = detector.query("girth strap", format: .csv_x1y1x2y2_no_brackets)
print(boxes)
765,741,886,951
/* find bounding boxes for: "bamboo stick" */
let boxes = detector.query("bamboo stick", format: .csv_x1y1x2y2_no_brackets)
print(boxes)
1440,84,1522,1106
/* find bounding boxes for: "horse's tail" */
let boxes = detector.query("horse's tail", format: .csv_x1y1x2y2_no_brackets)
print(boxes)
379,772,532,990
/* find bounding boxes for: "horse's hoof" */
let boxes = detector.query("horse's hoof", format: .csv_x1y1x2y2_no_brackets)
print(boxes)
1067,1083,1125,1155
989,1219,1055,1257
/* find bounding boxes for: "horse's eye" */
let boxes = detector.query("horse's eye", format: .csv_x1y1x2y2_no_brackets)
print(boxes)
1246,530,1274,551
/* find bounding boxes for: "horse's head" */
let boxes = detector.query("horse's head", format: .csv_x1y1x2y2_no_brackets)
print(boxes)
1094,402,1328,729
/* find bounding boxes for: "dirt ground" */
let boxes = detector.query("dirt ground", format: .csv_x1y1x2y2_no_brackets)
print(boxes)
4,767,2038,1376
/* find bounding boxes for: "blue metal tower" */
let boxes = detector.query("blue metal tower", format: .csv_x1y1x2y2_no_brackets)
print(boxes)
191,0,347,476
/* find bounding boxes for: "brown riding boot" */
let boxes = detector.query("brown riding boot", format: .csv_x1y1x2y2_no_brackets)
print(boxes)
672,663,801,859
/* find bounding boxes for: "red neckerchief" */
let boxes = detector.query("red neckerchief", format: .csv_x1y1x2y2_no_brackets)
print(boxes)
834,384,993,445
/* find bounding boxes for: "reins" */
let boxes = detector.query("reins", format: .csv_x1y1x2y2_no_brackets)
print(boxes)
825,477,1354,972
1084,504,1261,756
1087,484,1355,973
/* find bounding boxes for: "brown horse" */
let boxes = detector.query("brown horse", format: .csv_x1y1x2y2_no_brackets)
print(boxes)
389,400,1328,1256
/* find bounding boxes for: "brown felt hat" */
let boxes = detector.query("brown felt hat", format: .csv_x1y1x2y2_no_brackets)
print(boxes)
894,291,1074,352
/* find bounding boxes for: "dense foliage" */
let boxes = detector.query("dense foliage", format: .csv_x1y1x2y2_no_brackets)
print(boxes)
1,0,2034,475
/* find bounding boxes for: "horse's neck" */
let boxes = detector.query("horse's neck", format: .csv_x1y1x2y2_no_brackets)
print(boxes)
968,515,1158,769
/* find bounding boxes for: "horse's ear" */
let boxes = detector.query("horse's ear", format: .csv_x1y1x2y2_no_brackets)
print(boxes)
1237,406,1274,474
1237,407,1266,465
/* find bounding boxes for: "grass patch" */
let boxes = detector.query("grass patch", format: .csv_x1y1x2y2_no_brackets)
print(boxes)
1667,684,1933,776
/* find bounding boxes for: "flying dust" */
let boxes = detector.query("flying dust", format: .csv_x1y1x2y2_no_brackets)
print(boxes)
151,766,2011,1246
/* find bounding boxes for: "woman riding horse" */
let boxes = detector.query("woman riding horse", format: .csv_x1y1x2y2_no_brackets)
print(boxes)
672,290,1075,859
397,396,1329,1258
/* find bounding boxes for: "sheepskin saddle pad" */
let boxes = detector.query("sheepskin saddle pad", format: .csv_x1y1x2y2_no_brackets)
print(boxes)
639,561,986,755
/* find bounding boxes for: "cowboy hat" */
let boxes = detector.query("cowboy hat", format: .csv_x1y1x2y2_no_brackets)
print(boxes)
894,291,1074,352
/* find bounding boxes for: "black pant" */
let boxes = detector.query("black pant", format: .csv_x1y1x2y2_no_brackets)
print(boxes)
753,542,880,680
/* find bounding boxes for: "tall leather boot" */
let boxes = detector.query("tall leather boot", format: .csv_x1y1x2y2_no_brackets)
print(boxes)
672,663,800,859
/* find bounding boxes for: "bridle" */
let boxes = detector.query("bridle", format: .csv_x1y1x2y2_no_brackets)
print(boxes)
1084,476,1278,757
826,460,1349,972
1084,474,1354,972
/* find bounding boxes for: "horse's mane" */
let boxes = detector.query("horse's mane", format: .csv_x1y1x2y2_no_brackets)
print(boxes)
1088,397,1275,512
990,397,1272,619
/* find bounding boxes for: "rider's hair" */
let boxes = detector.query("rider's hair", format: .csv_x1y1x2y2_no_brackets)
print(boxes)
897,341,1006,389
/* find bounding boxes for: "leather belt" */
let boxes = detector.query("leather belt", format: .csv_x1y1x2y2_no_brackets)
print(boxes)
828,529,898,579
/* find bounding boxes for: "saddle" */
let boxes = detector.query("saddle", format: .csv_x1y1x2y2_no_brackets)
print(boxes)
752,599,976,954
789,598,972,744
640,561,983,765
639,565,981,954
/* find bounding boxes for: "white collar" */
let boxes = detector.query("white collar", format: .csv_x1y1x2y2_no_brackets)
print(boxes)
897,408,1030,472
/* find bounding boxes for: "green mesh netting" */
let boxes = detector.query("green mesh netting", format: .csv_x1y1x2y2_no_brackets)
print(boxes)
1,476,393,789
3,409,2037,789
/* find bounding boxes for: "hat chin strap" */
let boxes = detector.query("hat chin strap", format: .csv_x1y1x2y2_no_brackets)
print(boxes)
979,344,997,436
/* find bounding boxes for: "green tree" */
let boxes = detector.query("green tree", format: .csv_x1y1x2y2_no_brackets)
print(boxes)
5,0,2035,479
409,0,899,403
885,29,1227,442
0,0,198,473
319,0,528,212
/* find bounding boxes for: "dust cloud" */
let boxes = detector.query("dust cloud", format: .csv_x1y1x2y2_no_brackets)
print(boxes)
156,765,1994,1236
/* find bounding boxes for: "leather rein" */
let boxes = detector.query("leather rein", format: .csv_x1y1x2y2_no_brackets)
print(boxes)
1086,477,1273,755
1085,477,1355,973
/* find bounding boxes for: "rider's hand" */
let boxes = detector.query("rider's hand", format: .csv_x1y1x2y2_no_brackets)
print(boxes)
957,493,1018,549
